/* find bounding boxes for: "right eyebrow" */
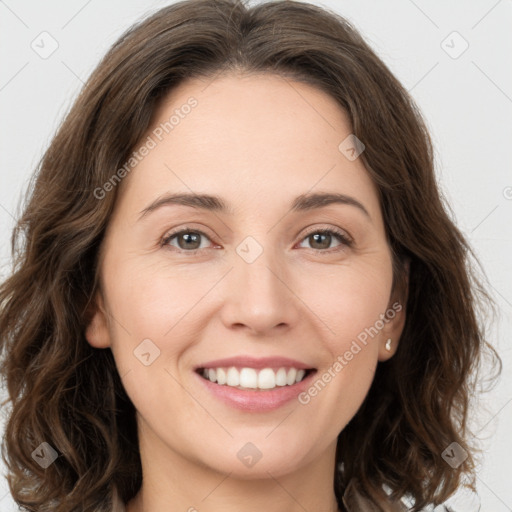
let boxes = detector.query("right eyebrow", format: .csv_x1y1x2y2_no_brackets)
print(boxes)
138,193,234,220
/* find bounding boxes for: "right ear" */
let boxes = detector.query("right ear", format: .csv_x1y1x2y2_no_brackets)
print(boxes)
84,290,112,348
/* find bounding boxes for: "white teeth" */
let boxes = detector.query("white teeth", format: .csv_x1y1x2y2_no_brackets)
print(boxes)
226,367,239,386
258,368,276,389
286,368,297,385
200,366,310,390
295,369,305,383
216,367,227,385
240,368,258,388
275,367,287,386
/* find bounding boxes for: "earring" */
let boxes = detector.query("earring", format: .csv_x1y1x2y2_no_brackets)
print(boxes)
385,338,392,352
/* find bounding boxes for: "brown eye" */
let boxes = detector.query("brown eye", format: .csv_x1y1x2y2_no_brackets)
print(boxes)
162,229,211,251
308,232,333,250
298,228,352,252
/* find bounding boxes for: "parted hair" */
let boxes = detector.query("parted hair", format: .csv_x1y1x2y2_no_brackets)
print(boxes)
0,1,500,511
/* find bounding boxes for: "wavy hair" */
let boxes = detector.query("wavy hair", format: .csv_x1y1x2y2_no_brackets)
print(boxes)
0,0,501,510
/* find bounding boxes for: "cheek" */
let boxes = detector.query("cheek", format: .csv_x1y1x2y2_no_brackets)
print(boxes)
299,261,393,348
107,253,206,325
103,265,204,427
297,278,385,434
294,260,391,414
102,259,205,371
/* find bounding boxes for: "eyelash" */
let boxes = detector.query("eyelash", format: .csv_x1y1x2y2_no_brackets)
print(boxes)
160,226,353,254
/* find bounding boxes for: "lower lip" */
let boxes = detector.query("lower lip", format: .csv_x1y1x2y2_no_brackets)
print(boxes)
194,370,317,412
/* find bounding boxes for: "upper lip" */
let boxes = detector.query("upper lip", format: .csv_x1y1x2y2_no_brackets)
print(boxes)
195,356,315,370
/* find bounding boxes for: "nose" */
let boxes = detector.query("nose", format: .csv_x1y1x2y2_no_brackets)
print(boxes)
219,243,300,337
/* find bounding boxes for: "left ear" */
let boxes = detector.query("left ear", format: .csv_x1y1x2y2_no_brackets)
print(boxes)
378,258,410,362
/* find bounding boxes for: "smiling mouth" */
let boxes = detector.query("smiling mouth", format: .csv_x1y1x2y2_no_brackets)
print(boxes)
195,366,316,391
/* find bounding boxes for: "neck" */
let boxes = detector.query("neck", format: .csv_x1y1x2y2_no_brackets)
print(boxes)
125,421,341,512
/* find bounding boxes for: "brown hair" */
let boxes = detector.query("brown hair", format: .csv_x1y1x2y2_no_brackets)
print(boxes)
0,0,501,510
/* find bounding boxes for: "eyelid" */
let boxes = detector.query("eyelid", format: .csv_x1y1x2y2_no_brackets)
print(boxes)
300,225,353,245
161,224,353,252
160,225,215,249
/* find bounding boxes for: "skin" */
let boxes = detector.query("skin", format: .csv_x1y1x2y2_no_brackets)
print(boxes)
85,72,407,512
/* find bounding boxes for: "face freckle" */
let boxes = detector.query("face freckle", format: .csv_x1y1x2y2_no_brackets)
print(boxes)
86,71,405,488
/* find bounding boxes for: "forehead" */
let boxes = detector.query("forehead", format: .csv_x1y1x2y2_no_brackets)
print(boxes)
114,72,381,222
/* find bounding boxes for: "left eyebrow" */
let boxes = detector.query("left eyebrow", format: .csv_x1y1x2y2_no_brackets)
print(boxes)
138,191,371,221
290,192,370,219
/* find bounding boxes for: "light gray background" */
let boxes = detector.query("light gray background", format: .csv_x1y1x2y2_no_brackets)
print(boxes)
0,0,511,510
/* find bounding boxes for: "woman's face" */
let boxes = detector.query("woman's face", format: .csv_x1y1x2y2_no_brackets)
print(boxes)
86,72,406,480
